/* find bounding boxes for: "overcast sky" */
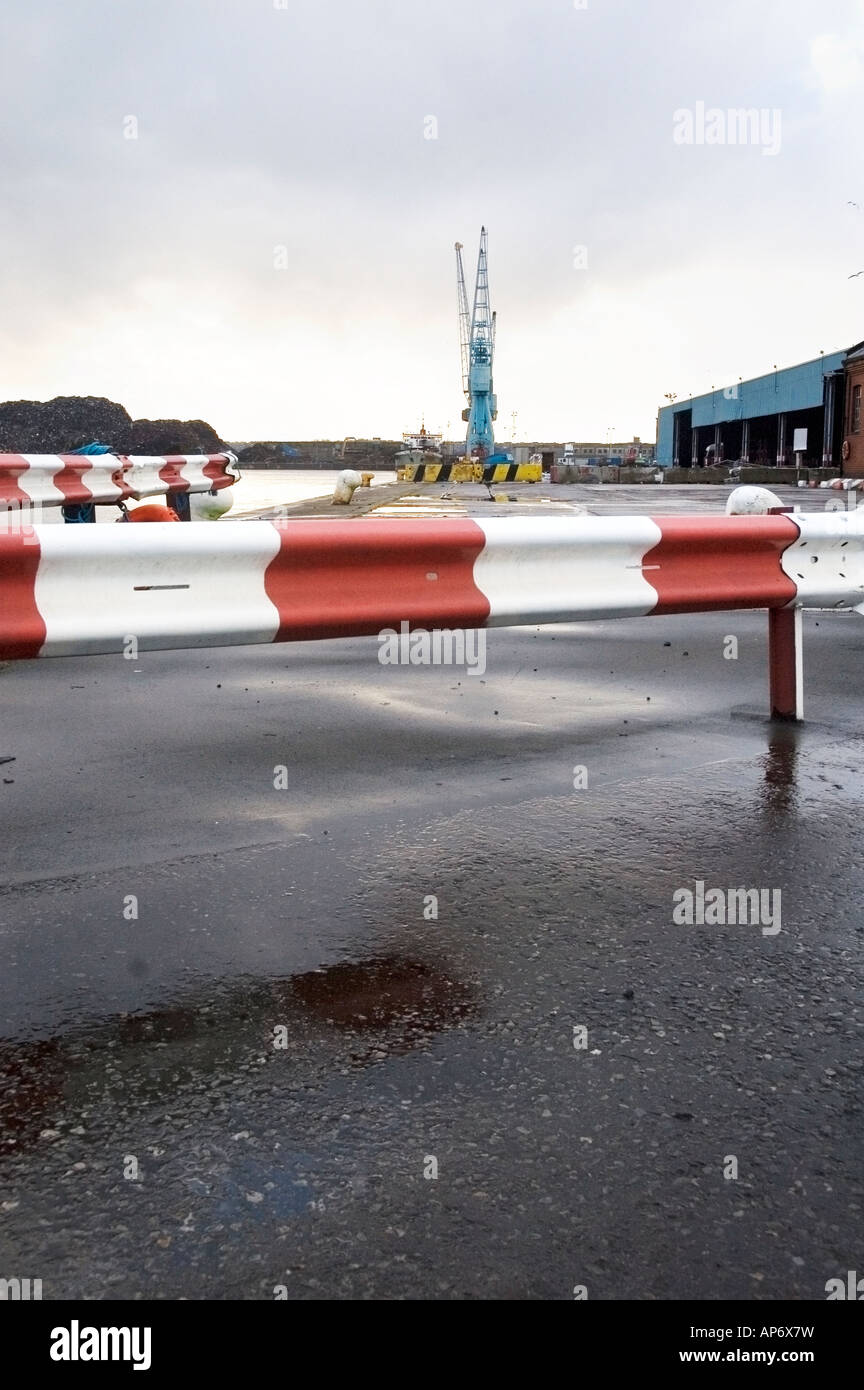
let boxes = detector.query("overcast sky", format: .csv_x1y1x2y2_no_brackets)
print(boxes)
1,0,862,444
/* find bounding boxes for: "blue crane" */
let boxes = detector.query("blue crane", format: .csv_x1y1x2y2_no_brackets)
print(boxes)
455,227,497,459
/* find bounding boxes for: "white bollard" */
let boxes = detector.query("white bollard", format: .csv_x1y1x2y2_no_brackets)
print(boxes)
725,485,784,516
332,469,362,505
189,487,234,521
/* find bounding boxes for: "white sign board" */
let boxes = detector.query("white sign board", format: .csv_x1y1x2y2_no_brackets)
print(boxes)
793,428,808,452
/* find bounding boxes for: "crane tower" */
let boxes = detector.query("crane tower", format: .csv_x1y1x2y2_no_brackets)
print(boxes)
455,228,497,459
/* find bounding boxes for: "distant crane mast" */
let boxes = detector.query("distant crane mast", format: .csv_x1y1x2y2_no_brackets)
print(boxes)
455,227,497,459
454,241,471,398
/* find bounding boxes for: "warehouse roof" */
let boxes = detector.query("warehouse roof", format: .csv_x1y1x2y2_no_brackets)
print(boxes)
660,349,848,430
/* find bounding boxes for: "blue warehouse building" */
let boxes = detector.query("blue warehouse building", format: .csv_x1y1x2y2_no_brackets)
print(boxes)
655,347,857,470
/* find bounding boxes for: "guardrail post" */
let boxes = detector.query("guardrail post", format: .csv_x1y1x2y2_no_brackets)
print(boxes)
61,502,96,524
768,606,803,721
765,502,803,721
166,491,191,521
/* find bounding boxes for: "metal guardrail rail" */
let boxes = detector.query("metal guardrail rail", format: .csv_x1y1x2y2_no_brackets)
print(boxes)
1,508,862,719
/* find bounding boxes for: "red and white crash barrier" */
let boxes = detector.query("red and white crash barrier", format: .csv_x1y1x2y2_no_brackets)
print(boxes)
1,512,862,718
0,453,237,510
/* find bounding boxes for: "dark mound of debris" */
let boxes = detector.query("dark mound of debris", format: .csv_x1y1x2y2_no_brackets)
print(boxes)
0,396,225,456
115,418,225,455
237,442,284,464
0,396,132,454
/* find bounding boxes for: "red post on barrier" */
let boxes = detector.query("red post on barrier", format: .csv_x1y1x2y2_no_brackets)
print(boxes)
768,606,803,721
766,506,803,721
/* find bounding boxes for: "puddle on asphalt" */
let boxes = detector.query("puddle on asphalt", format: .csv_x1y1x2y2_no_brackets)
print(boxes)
0,955,478,1153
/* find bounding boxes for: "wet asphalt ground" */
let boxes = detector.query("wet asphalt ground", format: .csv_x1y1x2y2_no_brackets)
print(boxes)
0,485,862,1300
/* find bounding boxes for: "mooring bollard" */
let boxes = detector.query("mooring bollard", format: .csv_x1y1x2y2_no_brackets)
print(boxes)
332,469,362,505
725,485,784,515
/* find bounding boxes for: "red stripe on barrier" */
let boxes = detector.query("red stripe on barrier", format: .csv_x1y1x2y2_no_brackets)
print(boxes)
0,455,33,506
50,456,96,504
264,518,490,640
158,457,191,494
0,529,46,658
111,456,133,500
645,515,800,614
202,458,234,491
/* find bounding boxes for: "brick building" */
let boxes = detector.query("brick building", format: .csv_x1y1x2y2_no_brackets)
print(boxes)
842,343,864,476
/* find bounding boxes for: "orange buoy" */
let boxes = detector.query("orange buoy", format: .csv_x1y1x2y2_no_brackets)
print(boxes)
126,503,180,522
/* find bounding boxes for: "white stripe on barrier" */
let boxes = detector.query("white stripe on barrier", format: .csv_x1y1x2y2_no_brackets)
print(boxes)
778,511,864,611
473,516,663,625
124,458,177,500
34,521,281,657
19,456,61,507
